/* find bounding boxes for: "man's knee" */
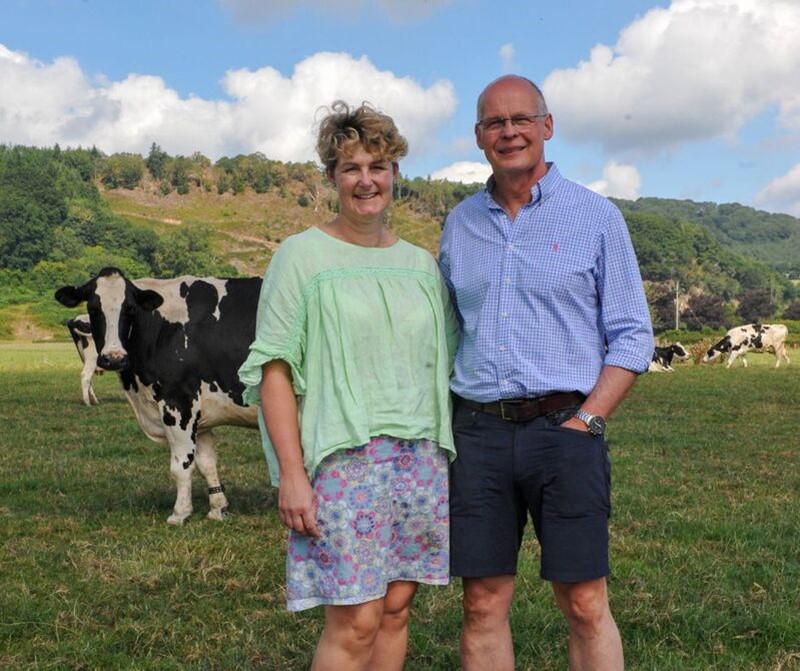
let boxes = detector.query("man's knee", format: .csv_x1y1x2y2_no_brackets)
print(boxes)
462,576,515,628
553,578,610,631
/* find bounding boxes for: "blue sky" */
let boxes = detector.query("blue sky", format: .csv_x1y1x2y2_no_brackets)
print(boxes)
3,0,800,215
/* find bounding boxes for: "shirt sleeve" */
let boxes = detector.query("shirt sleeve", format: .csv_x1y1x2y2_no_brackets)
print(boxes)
437,269,460,372
238,240,308,404
438,213,463,328
596,207,654,374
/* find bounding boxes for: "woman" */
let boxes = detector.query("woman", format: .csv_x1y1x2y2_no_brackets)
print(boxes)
239,101,458,671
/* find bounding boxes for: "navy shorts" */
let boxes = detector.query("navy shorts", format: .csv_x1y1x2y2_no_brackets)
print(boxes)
449,403,611,583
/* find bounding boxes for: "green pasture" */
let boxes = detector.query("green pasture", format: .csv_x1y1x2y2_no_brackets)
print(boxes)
1,344,798,670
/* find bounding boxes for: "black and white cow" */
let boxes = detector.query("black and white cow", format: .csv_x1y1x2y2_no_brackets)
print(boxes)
66,313,101,405
56,267,261,524
649,342,691,372
702,323,790,368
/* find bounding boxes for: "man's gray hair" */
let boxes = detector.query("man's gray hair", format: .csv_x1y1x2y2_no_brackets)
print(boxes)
476,75,549,121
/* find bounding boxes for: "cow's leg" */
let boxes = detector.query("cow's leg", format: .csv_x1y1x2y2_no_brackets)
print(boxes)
164,416,199,525
81,355,99,405
195,431,230,521
728,352,745,368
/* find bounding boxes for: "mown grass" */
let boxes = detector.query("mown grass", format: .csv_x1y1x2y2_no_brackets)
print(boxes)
1,346,799,670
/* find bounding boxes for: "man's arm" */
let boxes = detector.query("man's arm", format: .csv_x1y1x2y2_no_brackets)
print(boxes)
260,360,319,538
561,364,638,432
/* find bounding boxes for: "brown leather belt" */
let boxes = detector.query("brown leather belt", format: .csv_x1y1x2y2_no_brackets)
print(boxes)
456,391,584,422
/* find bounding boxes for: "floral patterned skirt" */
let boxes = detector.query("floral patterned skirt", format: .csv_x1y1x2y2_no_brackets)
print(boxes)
286,435,450,611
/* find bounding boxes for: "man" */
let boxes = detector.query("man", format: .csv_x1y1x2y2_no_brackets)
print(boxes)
439,75,653,670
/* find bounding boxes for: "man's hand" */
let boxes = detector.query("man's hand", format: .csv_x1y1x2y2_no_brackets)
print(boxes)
278,471,320,538
560,416,589,432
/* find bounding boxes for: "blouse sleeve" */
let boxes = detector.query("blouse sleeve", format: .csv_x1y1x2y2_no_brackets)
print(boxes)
238,239,308,404
438,270,460,372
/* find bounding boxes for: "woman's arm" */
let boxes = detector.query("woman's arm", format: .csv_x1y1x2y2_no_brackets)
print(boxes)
260,359,319,538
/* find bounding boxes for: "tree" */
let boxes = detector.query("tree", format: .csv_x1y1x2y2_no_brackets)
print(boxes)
737,288,776,323
101,154,144,189
0,196,55,269
145,143,169,180
782,301,800,320
682,294,728,330
153,227,226,277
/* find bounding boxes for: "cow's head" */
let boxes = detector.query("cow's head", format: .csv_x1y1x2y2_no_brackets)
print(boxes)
701,335,731,363
672,342,691,360
55,267,163,371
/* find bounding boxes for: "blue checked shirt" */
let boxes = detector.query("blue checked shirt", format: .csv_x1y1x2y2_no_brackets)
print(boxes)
439,163,653,403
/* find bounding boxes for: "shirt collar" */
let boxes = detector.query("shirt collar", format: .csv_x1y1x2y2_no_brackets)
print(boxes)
484,162,561,210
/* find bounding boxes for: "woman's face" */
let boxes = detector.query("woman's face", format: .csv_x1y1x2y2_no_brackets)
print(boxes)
331,145,398,226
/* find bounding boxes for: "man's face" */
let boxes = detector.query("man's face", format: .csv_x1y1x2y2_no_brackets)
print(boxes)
475,78,553,181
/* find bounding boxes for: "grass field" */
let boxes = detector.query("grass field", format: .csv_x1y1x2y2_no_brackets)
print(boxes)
1,344,799,670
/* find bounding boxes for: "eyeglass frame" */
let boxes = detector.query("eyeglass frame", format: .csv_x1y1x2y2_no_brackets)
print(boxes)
476,113,549,132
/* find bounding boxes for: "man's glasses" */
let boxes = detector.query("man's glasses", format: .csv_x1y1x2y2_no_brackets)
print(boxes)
476,114,548,133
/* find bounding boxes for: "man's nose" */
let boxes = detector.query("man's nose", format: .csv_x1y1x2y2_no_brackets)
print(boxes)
500,120,519,137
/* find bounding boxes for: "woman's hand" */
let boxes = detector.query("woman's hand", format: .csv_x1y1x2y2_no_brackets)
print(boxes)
278,471,320,538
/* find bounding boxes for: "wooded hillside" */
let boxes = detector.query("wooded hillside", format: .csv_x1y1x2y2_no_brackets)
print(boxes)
1,144,798,338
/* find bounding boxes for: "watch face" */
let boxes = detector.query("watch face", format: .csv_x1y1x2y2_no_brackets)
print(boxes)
588,416,606,434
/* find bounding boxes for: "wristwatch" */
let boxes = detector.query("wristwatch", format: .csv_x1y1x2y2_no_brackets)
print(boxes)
574,410,607,436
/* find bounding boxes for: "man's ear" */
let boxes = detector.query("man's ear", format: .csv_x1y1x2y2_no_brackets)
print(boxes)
475,123,485,150
543,114,554,141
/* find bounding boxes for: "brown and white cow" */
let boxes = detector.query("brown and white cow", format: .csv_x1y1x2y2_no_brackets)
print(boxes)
66,314,101,405
702,323,790,368
649,342,691,372
56,267,261,524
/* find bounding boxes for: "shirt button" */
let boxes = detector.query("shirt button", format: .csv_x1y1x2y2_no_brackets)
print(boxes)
504,277,511,285
507,243,515,250
499,345,506,351
501,312,509,318
501,379,508,385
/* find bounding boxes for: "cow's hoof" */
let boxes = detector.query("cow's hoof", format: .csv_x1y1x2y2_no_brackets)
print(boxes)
167,512,190,525
207,507,228,522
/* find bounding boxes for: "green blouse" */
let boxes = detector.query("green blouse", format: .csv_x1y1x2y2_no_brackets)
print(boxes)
238,226,459,486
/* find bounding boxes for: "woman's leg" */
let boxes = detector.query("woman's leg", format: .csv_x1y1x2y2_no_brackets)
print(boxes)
311,598,384,671
368,581,419,671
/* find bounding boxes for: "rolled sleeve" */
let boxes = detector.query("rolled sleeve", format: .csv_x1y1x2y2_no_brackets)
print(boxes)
238,241,308,405
597,209,654,374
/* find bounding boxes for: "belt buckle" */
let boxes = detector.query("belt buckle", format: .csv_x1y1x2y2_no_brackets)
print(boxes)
500,399,521,421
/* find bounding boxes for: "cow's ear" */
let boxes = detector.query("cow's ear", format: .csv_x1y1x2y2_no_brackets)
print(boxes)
55,285,88,308
134,288,164,312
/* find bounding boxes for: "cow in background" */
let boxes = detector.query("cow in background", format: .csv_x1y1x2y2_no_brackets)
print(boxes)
56,267,261,524
66,314,101,405
649,342,691,372
702,323,790,368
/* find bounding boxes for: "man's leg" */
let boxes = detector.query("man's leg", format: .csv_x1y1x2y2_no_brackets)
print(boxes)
461,575,516,671
552,577,623,671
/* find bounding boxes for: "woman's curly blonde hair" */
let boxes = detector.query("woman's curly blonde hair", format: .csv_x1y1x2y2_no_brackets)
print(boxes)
316,100,408,174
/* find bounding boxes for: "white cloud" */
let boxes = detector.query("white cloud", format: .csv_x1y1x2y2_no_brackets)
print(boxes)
430,161,491,184
221,0,450,23
585,160,641,199
499,43,515,72
754,164,800,216
0,45,457,163
542,0,800,153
